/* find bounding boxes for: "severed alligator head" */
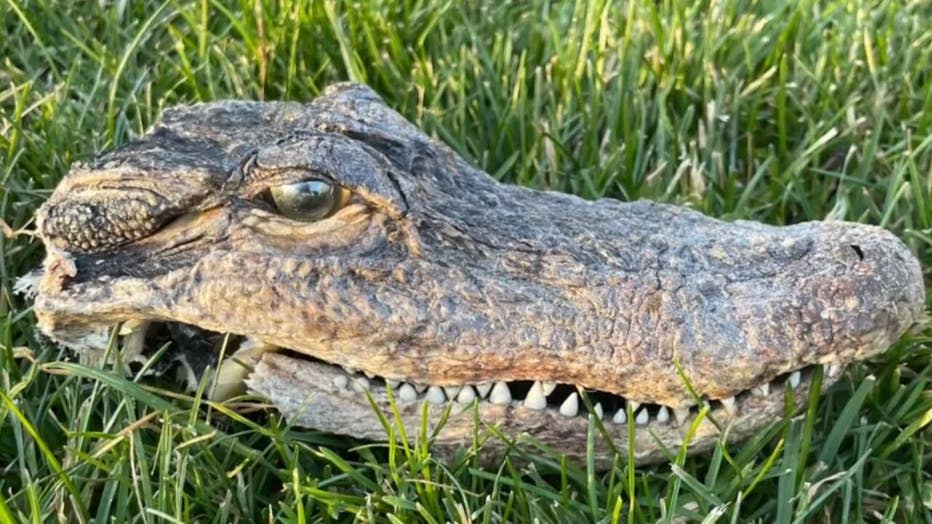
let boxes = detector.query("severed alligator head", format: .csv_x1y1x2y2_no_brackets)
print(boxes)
25,83,925,464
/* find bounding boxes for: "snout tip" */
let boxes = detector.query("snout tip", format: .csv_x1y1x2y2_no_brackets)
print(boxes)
800,221,925,362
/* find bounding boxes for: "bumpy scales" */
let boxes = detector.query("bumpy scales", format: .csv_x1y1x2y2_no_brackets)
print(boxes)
27,83,925,464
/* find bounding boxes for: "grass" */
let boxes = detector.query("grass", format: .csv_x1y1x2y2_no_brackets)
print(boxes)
1,0,931,521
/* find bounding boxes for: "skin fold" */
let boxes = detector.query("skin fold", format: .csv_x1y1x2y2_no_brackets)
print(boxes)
25,83,925,463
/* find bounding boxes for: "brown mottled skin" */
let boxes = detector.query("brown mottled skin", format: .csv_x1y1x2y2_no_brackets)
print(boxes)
27,83,925,464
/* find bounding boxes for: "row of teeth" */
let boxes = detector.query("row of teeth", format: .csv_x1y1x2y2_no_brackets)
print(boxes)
333,364,840,426
114,321,842,424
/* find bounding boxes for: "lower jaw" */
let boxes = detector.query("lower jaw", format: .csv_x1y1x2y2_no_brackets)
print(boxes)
247,352,831,465
110,320,833,464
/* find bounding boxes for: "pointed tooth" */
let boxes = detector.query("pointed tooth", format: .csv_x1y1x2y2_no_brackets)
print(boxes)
753,382,770,396
456,386,476,403
398,383,418,402
363,370,375,379
351,376,370,392
341,365,356,375
788,371,801,388
656,406,670,424
119,319,148,336
674,407,690,425
635,408,650,425
612,408,627,424
826,364,841,377
413,383,428,393
385,379,401,389
720,396,737,416
212,354,256,401
628,401,640,412
426,386,446,404
332,375,349,389
121,324,148,363
443,386,462,398
475,383,493,398
523,382,547,410
521,380,556,397
489,382,512,405
558,393,578,417
592,403,604,420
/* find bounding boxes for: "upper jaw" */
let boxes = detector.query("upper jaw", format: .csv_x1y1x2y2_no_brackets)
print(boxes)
25,170,927,410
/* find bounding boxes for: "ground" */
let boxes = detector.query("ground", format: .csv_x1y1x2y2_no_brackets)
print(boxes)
1,1,930,522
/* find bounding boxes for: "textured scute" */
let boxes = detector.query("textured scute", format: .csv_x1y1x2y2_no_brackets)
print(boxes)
30,82,926,461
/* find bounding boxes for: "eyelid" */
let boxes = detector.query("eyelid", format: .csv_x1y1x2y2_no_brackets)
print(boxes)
238,165,338,200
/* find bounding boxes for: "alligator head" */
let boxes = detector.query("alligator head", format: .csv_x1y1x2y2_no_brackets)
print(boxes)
25,83,925,464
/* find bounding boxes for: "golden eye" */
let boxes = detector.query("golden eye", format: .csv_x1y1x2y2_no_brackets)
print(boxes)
268,180,348,221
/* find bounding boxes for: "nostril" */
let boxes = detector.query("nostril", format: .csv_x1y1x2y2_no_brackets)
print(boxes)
849,244,864,260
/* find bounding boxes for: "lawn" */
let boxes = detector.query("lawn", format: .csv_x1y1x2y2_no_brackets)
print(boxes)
1,0,931,522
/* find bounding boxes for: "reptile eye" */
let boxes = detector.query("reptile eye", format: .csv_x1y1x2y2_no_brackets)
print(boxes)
268,180,348,221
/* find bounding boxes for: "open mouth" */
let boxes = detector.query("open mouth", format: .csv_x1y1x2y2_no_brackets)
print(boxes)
117,320,841,431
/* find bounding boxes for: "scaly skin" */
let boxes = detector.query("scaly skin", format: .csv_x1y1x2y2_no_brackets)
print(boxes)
26,83,925,464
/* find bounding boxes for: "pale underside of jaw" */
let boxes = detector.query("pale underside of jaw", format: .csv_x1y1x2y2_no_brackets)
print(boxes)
114,320,844,440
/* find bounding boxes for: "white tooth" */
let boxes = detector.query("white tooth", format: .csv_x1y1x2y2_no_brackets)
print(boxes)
541,382,557,396
398,383,418,402
426,386,446,404
118,319,148,336
673,407,690,425
753,383,771,396
351,376,370,392
789,371,801,388
444,386,462,398
210,338,279,399
386,379,401,389
413,383,428,393
489,382,512,405
656,406,670,424
341,365,356,375
475,383,493,398
720,396,737,416
211,362,248,401
523,382,547,410
826,364,841,377
121,322,149,364
456,386,476,403
628,401,640,412
363,370,375,379
593,403,604,420
558,393,578,417
635,408,650,425
332,375,349,388
612,408,627,424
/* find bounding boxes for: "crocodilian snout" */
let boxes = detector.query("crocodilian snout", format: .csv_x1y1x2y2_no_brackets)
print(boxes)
817,221,925,356
679,219,924,401
781,220,925,363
